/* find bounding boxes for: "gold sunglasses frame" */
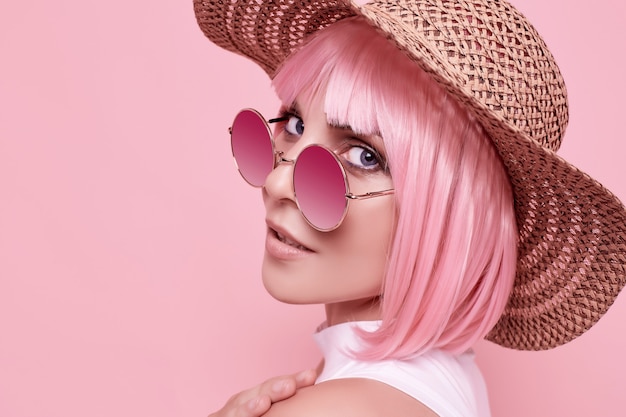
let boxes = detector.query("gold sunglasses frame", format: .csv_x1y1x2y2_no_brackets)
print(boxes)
229,108,394,231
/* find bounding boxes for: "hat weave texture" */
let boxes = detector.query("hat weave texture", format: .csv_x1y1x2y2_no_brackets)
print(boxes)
194,0,626,350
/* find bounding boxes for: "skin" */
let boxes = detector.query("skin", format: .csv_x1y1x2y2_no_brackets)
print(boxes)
212,93,437,416
264,378,439,417
207,370,317,417
261,93,396,326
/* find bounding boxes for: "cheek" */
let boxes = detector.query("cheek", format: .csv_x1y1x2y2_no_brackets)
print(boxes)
327,198,396,291
343,196,396,252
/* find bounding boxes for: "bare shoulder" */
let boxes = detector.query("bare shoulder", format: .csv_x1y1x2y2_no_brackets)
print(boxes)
264,378,438,417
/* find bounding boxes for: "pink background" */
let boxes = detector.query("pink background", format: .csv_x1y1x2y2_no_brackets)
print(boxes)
1,1,625,416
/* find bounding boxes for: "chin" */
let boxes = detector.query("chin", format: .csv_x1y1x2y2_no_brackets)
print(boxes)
261,264,313,305
262,282,315,305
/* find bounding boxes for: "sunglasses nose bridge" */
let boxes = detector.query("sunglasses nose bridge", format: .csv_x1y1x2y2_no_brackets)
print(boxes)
274,150,295,167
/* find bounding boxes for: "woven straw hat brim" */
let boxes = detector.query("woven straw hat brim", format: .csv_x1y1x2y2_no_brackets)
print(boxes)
193,0,626,350
487,131,626,349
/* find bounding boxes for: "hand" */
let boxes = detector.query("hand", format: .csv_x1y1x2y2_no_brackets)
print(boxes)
208,369,317,417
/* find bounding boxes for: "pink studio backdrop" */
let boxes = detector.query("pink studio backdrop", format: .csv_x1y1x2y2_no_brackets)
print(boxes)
0,1,624,416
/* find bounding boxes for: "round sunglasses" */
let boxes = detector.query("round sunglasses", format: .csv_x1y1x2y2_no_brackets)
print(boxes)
229,109,394,231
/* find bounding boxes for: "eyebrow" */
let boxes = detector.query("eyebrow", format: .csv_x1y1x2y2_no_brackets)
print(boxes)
279,101,301,118
292,101,303,116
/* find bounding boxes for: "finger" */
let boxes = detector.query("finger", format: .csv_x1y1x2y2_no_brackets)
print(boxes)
267,377,296,402
294,369,317,388
232,368,319,414
263,369,317,402
235,395,271,417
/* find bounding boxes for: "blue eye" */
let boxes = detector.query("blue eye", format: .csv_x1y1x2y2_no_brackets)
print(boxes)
344,146,380,170
285,115,304,136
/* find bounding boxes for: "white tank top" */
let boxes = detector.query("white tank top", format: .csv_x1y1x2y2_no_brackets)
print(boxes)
313,321,491,417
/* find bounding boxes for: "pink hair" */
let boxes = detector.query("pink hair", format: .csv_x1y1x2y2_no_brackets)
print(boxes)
272,17,518,359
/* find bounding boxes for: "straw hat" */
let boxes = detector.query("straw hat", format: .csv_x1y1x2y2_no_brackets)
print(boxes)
193,0,626,350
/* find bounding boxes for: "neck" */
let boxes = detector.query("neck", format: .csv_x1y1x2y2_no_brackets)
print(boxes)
324,296,382,327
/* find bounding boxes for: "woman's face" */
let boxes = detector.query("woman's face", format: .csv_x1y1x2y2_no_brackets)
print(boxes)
261,93,396,324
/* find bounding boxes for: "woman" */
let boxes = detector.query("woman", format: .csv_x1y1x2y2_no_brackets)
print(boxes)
194,0,626,416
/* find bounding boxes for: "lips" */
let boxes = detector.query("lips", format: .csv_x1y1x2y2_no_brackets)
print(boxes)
266,219,313,254
274,230,311,251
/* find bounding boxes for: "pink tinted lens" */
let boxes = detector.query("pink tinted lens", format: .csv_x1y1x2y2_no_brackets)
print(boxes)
231,110,274,187
293,146,348,231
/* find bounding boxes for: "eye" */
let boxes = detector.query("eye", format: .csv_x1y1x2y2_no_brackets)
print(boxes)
284,115,304,136
343,146,381,170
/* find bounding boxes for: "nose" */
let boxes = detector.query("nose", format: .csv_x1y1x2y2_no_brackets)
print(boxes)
263,151,296,206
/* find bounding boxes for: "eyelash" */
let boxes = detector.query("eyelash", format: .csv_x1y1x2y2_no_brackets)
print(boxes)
336,141,387,174
270,109,301,138
270,109,389,174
